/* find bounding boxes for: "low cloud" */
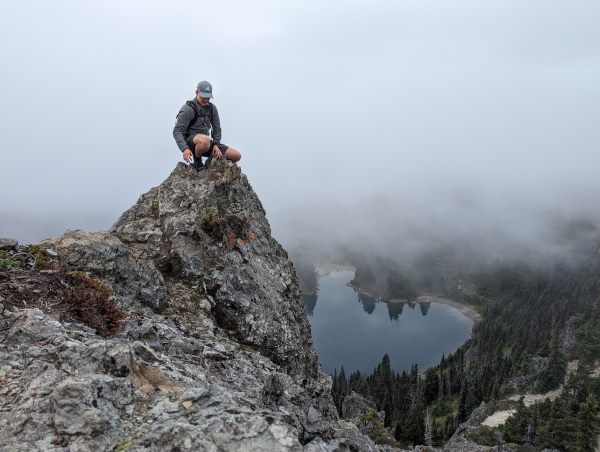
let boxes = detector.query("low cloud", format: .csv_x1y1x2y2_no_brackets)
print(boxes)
0,1,598,264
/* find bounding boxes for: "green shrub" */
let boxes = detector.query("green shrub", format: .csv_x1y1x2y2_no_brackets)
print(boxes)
198,206,225,239
25,244,50,266
113,438,132,451
360,411,399,446
0,251,19,271
466,426,497,446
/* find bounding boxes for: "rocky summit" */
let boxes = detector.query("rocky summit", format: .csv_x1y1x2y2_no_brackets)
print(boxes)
0,161,382,452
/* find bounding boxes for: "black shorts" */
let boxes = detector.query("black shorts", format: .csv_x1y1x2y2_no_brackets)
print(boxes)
186,136,229,157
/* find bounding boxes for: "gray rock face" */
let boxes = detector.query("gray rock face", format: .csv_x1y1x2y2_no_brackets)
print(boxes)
50,229,167,310
0,238,18,251
0,161,379,451
342,391,377,420
0,308,304,451
443,403,519,451
111,162,320,380
340,392,394,447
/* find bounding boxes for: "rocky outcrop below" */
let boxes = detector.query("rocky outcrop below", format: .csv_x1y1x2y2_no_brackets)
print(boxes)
341,393,397,448
342,392,379,421
0,162,380,451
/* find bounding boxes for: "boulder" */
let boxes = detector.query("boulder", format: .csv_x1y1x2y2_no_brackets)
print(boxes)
0,238,18,251
342,391,377,420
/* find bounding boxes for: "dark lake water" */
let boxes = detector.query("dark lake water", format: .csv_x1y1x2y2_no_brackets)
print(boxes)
304,271,473,375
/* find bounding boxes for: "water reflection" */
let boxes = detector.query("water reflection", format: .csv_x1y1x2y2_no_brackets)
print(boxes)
387,300,404,319
357,292,376,314
304,270,473,374
305,288,435,321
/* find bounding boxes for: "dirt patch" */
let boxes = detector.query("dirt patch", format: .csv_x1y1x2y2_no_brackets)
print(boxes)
508,389,562,407
417,295,482,324
481,409,516,428
591,362,600,378
506,361,579,407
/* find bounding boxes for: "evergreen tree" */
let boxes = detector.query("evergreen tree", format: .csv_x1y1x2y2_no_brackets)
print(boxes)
501,397,527,443
403,399,425,446
538,331,567,391
423,368,438,405
578,394,600,452
339,367,348,400
437,371,444,400
552,396,580,451
348,370,368,395
457,379,469,422
576,297,600,361
535,400,555,449
527,404,540,447
491,381,500,400
393,421,400,439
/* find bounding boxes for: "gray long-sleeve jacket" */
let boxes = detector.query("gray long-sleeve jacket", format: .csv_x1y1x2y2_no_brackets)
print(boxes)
173,98,222,152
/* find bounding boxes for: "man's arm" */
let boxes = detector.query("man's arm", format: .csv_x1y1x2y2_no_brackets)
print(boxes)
173,105,193,152
211,104,222,144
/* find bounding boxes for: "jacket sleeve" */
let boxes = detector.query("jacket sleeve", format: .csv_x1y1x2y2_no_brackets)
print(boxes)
173,105,193,152
211,103,222,144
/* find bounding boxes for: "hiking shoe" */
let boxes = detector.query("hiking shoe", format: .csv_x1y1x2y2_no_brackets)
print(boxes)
192,156,205,172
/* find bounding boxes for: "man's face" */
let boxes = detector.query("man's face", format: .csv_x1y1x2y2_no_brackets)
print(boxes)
195,90,210,106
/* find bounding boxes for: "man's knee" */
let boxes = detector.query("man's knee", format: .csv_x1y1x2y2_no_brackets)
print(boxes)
192,134,210,146
192,134,210,155
226,148,241,162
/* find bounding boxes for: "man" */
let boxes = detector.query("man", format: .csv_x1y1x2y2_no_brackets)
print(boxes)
173,81,242,171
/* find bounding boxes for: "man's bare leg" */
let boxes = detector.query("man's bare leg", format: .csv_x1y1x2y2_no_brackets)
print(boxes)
223,147,241,162
192,134,211,157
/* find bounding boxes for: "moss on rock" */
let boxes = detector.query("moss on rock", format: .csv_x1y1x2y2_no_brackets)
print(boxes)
359,410,399,446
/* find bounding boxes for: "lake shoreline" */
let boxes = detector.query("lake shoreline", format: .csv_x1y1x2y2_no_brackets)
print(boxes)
313,263,481,324
416,295,481,324
308,264,476,375
315,263,356,278
347,283,481,325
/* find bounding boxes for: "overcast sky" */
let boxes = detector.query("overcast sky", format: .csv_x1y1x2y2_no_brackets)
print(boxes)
1,0,599,258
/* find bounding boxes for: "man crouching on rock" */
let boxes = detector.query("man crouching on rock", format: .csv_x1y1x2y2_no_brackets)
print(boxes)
173,80,242,171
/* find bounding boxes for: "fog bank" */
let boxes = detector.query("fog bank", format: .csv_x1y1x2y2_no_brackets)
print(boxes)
1,1,599,262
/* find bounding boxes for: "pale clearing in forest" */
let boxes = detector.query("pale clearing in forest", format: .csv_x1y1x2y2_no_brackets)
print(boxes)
486,360,580,427
508,389,562,407
482,409,516,428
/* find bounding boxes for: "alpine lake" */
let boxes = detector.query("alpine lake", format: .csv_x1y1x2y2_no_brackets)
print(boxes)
304,270,474,375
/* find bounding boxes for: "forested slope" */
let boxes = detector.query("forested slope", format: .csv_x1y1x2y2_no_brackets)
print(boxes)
332,253,600,450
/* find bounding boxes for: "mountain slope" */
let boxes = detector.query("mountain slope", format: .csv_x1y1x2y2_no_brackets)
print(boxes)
0,161,378,451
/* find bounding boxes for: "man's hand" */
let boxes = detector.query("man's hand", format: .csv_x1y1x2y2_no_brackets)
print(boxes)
183,149,193,163
212,145,223,159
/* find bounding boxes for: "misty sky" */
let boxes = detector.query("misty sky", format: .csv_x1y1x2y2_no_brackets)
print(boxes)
1,0,599,257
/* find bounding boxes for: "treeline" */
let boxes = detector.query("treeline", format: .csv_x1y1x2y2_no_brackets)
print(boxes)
332,352,468,446
351,256,419,300
332,257,600,449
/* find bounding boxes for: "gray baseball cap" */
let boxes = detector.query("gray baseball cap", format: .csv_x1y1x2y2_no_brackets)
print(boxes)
197,80,214,99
